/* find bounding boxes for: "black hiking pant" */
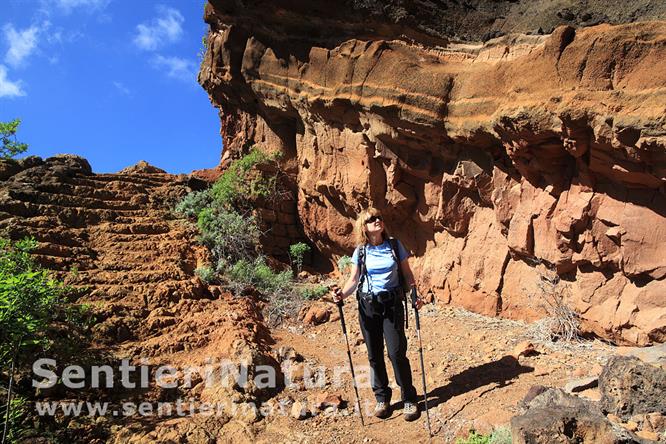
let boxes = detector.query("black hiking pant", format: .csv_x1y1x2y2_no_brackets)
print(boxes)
357,289,417,404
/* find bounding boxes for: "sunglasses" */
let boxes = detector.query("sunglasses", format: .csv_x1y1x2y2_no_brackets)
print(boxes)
365,215,382,224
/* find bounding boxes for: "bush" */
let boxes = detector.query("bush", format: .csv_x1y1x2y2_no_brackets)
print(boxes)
195,266,216,284
299,284,329,301
227,256,292,294
197,207,261,266
175,148,310,326
488,426,512,444
456,427,512,444
175,189,213,219
289,242,310,274
211,146,277,210
0,237,66,364
0,395,29,443
526,268,581,343
0,237,83,442
456,430,491,444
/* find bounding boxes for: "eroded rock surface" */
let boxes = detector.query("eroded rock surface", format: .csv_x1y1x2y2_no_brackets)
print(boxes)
199,0,666,345
0,157,279,442
599,356,666,421
511,388,637,444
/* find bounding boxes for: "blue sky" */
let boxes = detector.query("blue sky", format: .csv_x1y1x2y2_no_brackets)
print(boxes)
0,0,222,174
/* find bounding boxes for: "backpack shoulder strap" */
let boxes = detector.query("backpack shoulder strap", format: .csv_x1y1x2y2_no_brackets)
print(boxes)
357,244,369,295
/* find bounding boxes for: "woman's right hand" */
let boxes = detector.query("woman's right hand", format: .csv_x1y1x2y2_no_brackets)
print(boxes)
333,287,346,302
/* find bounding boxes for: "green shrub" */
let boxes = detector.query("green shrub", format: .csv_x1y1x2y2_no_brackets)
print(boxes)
289,242,311,274
195,266,216,284
489,426,512,444
211,146,277,210
299,284,328,300
64,303,96,332
175,189,213,219
0,395,29,443
455,428,510,444
0,237,84,442
1,118,28,158
197,207,261,265
197,34,208,61
456,430,491,444
227,256,292,294
0,237,66,364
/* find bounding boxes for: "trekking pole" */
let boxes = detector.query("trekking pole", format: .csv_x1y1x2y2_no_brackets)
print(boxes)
411,287,432,437
336,298,365,426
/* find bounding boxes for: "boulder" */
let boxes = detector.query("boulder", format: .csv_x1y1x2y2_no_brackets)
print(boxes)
599,356,666,421
302,302,332,325
511,388,638,443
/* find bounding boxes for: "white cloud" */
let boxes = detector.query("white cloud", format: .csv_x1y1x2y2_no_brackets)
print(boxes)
112,81,131,96
134,6,184,51
151,55,196,82
3,24,40,68
0,65,25,98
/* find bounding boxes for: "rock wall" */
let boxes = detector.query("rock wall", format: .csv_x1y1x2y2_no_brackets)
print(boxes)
198,1,666,345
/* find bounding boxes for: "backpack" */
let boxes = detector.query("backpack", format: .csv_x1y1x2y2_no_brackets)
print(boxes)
356,237,409,328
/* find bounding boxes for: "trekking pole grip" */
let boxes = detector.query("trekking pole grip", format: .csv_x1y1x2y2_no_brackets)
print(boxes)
410,287,421,330
336,299,347,334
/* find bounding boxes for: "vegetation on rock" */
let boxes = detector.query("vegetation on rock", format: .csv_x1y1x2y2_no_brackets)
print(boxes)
175,146,319,324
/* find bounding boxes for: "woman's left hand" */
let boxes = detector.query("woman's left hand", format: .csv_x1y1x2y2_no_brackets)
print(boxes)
414,297,424,310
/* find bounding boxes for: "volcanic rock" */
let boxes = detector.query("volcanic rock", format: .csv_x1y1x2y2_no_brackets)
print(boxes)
198,1,666,346
599,356,666,421
0,154,280,441
511,388,637,443
119,160,167,175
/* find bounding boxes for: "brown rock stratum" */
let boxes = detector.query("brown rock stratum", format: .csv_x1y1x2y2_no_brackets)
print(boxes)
0,156,279,441
199,1,666,346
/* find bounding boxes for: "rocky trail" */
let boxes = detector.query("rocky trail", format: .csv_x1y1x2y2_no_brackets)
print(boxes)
260,302,664,443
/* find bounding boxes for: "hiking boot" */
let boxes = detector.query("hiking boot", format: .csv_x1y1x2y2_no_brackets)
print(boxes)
373,401,390,419
403,402,420,421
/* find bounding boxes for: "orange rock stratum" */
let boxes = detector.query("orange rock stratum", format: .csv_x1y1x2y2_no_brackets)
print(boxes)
199,2,666,346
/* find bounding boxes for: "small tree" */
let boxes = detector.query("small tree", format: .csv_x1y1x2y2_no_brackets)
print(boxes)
0,119,28,159
289,242,310,275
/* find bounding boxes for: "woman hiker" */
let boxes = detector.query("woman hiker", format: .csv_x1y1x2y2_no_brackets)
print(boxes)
333,207,424,421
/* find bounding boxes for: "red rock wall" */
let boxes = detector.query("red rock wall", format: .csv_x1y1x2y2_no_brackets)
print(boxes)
198,2,666,345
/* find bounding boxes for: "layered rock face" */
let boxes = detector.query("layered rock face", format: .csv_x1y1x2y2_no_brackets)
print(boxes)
0,156,281,441
198,1,666,345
